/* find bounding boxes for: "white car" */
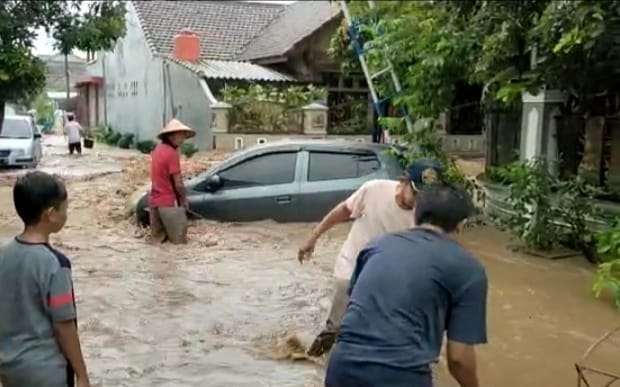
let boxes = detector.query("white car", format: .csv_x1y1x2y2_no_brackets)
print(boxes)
0,115,43,168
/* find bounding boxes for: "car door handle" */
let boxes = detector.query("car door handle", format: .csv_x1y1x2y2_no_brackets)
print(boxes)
276,195,292,204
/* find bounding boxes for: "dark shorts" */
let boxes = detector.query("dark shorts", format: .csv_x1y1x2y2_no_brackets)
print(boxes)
68,142,82,154
0,364,73,387
325,343,432,387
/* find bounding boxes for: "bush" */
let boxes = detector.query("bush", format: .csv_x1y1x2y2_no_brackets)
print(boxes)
107,132,122,146
136,140,156,154
117,133,135,149
181,143,198,158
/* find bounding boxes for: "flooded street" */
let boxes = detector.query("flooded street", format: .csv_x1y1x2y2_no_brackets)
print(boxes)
0,136,617,387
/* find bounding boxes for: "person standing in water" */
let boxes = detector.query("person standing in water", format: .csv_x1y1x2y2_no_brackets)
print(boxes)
298,159,443,357
149,119,196,244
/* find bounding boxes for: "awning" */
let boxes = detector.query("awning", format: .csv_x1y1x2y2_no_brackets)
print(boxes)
171,58,297,82
74,76,104,87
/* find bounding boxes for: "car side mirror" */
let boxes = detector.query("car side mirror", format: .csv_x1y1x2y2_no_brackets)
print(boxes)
202,174,222,192
34,133,42,139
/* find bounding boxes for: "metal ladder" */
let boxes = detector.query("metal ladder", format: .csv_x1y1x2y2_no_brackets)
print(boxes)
339,0,414,139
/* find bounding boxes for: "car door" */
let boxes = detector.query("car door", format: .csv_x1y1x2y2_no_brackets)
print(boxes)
297,150,385,221
191,151,302,222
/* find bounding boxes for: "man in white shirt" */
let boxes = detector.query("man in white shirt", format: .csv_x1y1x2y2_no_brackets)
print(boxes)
298,158,443,357
64,115,83,155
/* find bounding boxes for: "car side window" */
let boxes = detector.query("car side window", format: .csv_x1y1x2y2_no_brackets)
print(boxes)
308,152,380,182
219,152,297,188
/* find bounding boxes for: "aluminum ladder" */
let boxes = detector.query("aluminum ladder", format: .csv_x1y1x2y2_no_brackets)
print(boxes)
339,0,414,140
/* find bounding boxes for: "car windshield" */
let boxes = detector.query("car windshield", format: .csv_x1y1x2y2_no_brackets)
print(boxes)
0,118,32,139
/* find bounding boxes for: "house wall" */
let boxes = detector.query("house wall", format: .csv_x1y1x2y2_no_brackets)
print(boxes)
280,17,342,82
97,3,165,142
163,61,212,150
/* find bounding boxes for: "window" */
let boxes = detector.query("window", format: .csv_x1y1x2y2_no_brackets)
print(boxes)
308,152,380,182
220,152,297,187
234,137,244,150
0,118,32,139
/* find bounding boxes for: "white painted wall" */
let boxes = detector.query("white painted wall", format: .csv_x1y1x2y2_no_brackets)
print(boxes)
95,3,165,142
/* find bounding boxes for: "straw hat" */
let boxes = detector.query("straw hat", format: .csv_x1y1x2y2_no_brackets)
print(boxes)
157,119,196,139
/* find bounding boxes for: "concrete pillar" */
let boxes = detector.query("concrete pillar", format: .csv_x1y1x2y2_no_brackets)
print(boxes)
520,90,565,173
211,101,231,133
302,102,328,135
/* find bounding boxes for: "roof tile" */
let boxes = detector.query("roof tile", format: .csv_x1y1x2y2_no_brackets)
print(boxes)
132,1,285,60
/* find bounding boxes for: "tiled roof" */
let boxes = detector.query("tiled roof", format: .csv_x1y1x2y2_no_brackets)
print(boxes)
132,1,285,60
237,1,342,61
172,58,297,82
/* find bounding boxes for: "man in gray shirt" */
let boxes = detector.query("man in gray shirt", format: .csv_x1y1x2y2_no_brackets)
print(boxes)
0,172,90,387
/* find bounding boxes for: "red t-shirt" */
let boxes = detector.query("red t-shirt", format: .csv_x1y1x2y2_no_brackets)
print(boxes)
149,143,181,207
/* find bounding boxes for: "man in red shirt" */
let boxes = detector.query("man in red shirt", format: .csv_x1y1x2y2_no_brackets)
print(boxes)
149,119,195,244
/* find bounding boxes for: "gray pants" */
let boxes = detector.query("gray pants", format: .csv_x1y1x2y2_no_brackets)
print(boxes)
325,279,351,333
150,206,188,244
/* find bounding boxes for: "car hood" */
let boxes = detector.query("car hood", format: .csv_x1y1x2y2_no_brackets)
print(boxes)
0,138,32,149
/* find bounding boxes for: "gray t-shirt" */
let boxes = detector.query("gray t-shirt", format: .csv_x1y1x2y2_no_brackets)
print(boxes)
0,238,76,372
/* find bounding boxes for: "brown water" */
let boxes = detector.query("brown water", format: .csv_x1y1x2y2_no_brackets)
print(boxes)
0,137,617,387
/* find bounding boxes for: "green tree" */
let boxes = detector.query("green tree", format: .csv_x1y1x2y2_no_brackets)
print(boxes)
0,1,65,128
53,1,126,101
0,1,126,130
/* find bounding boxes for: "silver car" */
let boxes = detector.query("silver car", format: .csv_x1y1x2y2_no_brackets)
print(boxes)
0,116,43,168
137,140,405,224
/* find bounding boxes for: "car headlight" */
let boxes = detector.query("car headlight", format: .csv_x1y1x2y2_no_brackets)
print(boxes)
11,149,24,156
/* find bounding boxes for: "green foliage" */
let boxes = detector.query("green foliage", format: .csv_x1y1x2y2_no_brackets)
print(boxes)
487,161,530,185
555,177,603,262
32,93,54,131
181,143,199,158
501,159,560,250
53,1,126,55
117,133,134,149
221,84,326,133
597,220,620,263
594,219,620,305
337,0,620,116
0,1,126,129
136,140,156,155
102,129,121,146
593,259,620,309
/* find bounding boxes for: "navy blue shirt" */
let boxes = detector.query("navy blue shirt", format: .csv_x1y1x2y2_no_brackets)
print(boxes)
326,228,487,386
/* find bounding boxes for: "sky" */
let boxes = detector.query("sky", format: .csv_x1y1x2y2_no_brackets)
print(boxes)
32,0,296,57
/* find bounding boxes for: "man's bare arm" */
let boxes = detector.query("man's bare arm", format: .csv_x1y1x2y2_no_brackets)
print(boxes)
54,321,89,385
447,340,479,387
298,201,352,262
172,173,187,207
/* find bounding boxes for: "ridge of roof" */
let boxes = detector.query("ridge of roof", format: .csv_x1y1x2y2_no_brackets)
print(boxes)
236,1,342,62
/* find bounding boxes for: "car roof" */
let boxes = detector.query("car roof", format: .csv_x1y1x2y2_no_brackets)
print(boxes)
243,139,393,153
4,115,32,122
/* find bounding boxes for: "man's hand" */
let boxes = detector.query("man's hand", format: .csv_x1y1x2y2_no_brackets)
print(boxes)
77,375,91,387
298,237,317,263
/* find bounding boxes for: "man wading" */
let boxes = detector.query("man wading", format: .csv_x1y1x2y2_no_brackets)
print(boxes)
325,185,488,387
298,159,443,357
149,119,195,244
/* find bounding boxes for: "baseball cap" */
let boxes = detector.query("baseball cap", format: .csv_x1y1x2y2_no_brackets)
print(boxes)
406,158,443,191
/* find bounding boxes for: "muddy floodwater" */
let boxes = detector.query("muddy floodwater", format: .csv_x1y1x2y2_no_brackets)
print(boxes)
0,137,617,387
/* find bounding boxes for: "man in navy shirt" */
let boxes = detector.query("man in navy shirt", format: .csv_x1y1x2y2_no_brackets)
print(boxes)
325,185,487,387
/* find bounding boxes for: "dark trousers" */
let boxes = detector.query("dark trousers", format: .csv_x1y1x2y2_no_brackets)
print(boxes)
325,343,433,387
68,142,82,155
